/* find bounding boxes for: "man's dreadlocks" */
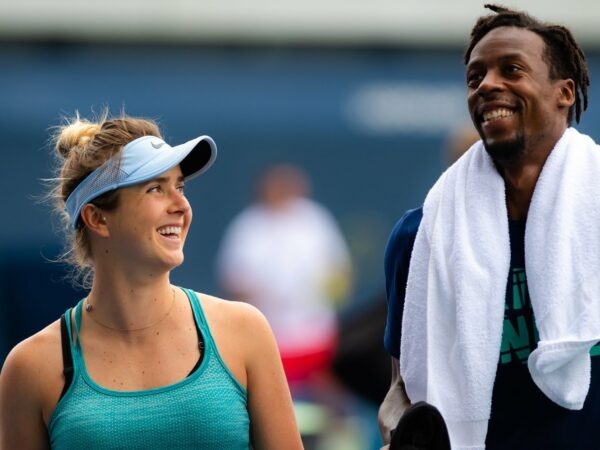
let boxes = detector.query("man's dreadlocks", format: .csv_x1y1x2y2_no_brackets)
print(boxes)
464,4,589,125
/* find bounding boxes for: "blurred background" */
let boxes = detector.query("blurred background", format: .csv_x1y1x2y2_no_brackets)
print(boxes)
1,1,600,448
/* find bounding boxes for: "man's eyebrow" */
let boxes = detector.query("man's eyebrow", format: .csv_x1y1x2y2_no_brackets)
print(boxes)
498,52,529,62
468,51,528,66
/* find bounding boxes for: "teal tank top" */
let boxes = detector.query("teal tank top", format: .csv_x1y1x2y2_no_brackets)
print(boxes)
48,288,250,449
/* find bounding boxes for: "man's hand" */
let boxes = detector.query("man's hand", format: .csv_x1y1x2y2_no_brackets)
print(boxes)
378,357,410,444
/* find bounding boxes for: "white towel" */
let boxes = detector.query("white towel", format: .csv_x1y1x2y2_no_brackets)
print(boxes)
400,128,600,450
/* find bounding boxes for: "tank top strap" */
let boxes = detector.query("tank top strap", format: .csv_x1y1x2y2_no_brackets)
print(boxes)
73,298,84,344
181,287,208,328
61,307,76,366
64,306,74,342
181,287,220,358
179,287,245,392
60,300,84,395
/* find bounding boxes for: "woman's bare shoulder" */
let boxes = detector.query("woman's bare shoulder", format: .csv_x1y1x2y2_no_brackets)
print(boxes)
192,292,277,388
1,320,63,448
197,292,270,330
1,320,63,391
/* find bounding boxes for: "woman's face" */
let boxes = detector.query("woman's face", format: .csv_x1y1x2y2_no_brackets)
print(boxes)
103,165,192,274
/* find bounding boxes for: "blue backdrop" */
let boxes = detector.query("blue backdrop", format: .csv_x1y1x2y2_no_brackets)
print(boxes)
1,42,599,363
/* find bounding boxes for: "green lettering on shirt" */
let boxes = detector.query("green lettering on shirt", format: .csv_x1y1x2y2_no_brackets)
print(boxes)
500,315,531,364
511,269,527,310
501,266,600,363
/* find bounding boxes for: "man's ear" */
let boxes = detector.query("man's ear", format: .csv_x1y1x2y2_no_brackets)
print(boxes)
80,204,110,238
557,78,575,108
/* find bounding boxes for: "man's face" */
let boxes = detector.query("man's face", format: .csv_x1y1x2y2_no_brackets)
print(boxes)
466,26,567,165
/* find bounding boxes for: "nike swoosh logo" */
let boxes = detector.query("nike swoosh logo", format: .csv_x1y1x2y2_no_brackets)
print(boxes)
151,141,165,149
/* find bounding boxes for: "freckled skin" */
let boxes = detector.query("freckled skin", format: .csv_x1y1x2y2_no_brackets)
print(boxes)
101,166,192,275
0,127,303,449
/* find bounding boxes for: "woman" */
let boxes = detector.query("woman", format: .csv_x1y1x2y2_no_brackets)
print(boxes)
0,113,303,449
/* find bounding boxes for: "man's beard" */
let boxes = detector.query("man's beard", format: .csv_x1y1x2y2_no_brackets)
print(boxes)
482,132,526,166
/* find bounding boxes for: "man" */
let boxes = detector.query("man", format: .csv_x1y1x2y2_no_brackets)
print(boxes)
379,4,599,449
217,164,352,387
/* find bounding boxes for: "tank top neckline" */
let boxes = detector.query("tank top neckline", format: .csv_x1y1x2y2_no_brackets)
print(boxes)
69,287,211,397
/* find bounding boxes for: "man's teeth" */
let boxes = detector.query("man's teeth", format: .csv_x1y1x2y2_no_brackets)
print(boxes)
483,108,514,122
158,226,181,236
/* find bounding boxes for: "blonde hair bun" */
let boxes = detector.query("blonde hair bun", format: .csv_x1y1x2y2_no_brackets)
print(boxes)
55,116,102,158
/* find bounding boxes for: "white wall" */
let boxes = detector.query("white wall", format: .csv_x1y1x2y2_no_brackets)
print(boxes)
1,0,599,47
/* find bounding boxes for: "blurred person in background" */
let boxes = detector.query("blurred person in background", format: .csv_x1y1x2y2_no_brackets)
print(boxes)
0,113,302,450
379,4,600,450
217,163,352,394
